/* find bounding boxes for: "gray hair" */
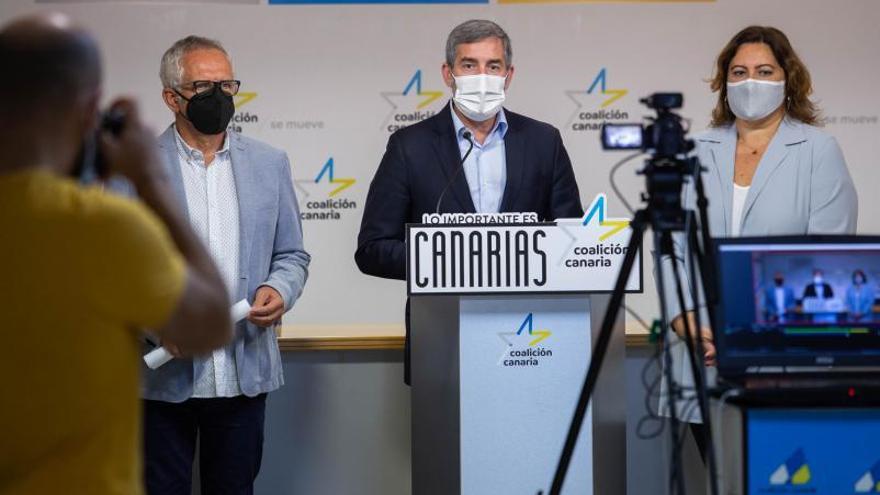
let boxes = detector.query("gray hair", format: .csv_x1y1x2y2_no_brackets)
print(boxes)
445,20,512,67
159,35,229,89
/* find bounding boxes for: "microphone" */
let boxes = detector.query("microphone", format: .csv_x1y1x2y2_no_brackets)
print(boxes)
434,130,475,214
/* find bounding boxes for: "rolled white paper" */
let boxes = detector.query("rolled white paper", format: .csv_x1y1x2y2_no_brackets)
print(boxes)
230,298,251,324
143,346,173,369
143,298,252,370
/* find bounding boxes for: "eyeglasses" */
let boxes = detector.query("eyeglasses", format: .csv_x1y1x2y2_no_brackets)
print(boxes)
177,80,241,96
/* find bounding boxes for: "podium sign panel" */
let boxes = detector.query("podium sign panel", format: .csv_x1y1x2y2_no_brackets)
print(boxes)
459,297,593,494
408,220,641,295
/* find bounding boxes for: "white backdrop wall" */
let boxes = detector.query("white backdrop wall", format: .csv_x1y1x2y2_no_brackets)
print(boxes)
5,0,878,330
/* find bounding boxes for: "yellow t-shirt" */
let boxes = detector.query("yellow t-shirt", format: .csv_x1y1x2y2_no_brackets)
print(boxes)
0,170,186,495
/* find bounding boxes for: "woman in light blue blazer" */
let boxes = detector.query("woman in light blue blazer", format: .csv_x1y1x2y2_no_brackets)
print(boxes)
694,37,858,240
664,26,859,432
845,269,875,319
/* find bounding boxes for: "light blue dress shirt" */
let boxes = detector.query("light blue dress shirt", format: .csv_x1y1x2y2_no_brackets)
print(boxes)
450,108,508,213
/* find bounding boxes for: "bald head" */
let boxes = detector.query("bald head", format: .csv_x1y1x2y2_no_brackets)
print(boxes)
0,12,101,121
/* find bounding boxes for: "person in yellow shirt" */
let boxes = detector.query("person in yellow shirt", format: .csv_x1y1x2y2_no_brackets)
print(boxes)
0,13,232,495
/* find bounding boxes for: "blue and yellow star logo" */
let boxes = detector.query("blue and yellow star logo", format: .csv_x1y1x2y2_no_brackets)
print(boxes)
582,194,630,241
770,448,811,486
380,70,444,129
855,460,880,493
402,70,443,109
294,157,355,198
497,313,552,348
234,92,257,109
586,68,627,108
566,68,629,127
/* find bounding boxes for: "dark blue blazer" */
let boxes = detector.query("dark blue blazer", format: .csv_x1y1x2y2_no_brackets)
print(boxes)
355,103,584,279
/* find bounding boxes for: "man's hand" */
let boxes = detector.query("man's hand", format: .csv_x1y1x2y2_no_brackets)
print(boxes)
248,286,285,327
671,312,716,367
98,98,167,188
699,326,716,367
162,341,184,358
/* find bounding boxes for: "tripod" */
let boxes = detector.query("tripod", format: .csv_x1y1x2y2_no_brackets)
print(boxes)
542,154,721,495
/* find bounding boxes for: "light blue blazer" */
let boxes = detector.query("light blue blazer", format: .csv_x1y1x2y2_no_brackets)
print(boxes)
762,285,797,317
695,117,858,237
141,127,311,402
661,118,859,421
845,284,875,315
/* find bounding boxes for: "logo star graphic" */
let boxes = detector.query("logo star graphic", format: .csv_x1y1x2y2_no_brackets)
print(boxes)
496,313,552,364
565,68,628,126
234,92,257,109
557,194,630,266
770,448,811,486
582,194,630,240
294,157,355,199
380,70,444,129
854,459,880,493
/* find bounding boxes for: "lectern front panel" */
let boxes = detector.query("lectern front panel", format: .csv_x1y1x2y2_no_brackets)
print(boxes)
459,296,593,494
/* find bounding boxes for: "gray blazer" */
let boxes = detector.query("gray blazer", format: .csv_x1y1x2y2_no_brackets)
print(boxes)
661,118,858,421
696,117,857,237
141,127,310,402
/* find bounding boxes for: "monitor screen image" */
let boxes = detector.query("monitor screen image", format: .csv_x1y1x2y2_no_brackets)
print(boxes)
714,237,880,372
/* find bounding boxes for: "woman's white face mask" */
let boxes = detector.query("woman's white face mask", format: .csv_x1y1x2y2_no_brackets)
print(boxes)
726,79,785,122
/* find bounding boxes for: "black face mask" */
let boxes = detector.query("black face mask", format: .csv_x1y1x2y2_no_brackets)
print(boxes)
176,85,235,135
774,278,784,287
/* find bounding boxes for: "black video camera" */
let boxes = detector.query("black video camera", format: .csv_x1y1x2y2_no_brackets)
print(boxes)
600,93,693,158
72,108,127,182
601,93,699,230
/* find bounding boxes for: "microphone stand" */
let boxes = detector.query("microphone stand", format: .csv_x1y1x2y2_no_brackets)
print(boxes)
434,130,474,214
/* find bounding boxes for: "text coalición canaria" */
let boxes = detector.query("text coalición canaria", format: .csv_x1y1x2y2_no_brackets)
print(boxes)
412,229,548,290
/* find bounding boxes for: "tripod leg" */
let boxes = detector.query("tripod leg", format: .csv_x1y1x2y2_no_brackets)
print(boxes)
547,210,647,495
654,230,687,495
690,157,720,316
668,239,703,420
684,213,721,495
669,229,721,495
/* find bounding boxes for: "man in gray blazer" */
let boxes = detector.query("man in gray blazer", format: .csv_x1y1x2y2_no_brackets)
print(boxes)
142,36,310,495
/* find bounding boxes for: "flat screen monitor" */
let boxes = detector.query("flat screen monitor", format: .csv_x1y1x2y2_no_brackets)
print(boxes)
714,236,880,375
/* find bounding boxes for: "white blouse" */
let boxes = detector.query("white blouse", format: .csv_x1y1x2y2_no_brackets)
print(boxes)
731,183,751,237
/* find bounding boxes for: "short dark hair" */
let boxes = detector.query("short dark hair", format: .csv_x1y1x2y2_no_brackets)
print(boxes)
0,26,100,117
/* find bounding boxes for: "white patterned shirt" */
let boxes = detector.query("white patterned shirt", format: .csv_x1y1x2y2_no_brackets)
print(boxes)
174,127,242,398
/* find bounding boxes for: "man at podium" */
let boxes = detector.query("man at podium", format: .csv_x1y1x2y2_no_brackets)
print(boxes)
355,19,584,383
802,268,834,299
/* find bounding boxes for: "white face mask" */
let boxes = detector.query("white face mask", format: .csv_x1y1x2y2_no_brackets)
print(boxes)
814,276,824,285
726,79,785,122
452,74,506,122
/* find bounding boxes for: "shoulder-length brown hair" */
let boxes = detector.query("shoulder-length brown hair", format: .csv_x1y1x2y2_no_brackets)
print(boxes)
709,26,820,127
